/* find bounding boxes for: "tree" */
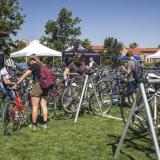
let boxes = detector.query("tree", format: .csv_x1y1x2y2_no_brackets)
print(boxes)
81,39,92,51
41,7,81,51
12,40,28,52
102,37,123,66
69,38,92,51
129,42,139,48
0,0,25,55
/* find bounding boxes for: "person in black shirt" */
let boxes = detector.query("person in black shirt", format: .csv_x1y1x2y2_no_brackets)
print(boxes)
13,55,48,129
64,53,86,81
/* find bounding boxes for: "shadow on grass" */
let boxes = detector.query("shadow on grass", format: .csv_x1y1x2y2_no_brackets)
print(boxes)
107,127,156,160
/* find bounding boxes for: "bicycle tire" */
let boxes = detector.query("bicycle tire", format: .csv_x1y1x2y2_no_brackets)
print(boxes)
2,99,20,135
61,85,81,114
89,89,112,115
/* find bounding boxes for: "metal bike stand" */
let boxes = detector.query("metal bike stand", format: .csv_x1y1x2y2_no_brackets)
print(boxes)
114,81,160,160
75,73,103,123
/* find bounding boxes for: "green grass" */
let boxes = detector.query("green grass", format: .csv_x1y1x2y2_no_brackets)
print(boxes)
0,112,158,160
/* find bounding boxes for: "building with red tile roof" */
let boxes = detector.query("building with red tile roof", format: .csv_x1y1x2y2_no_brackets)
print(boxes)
91,45,160,61
91,45,104,52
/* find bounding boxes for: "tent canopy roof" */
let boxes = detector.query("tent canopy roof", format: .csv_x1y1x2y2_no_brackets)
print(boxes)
117,55,141,61
146,50,160,59
10,40,62,58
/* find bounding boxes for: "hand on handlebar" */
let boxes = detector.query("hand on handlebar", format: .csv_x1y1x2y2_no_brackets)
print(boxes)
11,83,18,90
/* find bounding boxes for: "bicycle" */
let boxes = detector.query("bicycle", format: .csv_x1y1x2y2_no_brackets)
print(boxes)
131,73,160,133
2,80,32,135
47,72,73,119
61,70,98,115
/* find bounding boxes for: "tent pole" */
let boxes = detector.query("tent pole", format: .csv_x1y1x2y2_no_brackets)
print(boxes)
52,57,54,68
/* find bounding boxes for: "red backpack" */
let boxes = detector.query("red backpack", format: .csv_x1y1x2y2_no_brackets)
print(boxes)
39,63,55,89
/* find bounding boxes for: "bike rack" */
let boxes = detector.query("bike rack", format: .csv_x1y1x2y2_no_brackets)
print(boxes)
74,73,103,123
114,80,160,160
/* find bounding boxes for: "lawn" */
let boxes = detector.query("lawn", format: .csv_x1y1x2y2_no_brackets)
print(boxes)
0,112,158,160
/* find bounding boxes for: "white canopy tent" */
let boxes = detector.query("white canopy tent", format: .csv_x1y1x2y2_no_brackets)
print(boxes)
146,50,160,59
10,40,62,57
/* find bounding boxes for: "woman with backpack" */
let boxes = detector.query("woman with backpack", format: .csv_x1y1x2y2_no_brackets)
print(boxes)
13,54,50,130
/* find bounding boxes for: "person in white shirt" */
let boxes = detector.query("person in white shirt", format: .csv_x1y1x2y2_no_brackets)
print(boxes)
0,58,15,99
89,57,96,68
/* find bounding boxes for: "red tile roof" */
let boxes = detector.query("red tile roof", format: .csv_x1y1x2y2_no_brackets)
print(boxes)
91,44,160,55
126,48,159,55
91,45,104,50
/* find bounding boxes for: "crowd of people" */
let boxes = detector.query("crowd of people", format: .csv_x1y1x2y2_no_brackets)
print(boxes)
0,53,98,130
0,50,143,131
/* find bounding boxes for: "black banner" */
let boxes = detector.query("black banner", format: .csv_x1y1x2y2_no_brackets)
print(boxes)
0,51,4,69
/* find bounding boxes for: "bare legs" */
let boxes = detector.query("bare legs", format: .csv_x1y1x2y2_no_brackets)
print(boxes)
31,96,48,124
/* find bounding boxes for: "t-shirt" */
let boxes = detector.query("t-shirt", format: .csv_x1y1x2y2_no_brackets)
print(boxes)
89,61,96,68
67,61,86,80
0,67,11,81
28,63,41,81
0,67,16,98
127,60,136,82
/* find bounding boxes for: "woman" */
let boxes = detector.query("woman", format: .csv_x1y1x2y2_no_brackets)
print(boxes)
13,55,48,130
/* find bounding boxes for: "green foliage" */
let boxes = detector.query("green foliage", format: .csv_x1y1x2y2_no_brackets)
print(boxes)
41,7,81,52
144,62,154,68
81,38,92,51
129,42,139,48
70,38,92,51
12,40,27,52
102,37,123,66
0,0,25,55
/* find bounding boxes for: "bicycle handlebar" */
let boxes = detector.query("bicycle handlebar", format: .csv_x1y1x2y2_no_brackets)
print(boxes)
147,78,160,84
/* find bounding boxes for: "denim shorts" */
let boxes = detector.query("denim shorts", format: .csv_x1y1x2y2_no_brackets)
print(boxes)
127,81,137,93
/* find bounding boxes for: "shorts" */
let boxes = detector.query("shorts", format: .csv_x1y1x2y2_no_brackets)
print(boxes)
127,81,137,93
31,82,49,97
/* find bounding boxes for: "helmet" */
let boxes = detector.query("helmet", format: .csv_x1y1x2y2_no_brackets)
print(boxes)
5,58,14,67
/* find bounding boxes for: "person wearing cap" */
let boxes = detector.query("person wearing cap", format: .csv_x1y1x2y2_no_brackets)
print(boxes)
0,58,16,99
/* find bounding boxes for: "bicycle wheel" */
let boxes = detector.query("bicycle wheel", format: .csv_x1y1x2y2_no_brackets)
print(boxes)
89,89,112,115
2,99,20,135
129,93,151,132
61,85,81,114
118,82,133,123
21,93,32,125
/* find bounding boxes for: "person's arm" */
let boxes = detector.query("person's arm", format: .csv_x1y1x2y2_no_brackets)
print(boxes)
64,68,70,80
13,69,32,87
2,76,13,85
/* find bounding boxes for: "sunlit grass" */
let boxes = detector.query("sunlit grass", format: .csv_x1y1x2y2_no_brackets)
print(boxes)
0,112,158,160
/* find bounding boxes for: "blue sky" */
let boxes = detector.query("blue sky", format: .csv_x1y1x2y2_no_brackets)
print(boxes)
17,0,160,47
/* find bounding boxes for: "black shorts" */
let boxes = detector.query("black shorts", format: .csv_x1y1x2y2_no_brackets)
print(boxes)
41,89,49,97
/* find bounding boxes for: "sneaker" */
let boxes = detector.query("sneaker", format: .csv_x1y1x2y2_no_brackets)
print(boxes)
32,125,37,131
29,124,32,128
29,124,37,131
42,124,47,129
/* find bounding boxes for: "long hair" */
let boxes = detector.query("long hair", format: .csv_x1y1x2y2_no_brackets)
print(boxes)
27,54,44,66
